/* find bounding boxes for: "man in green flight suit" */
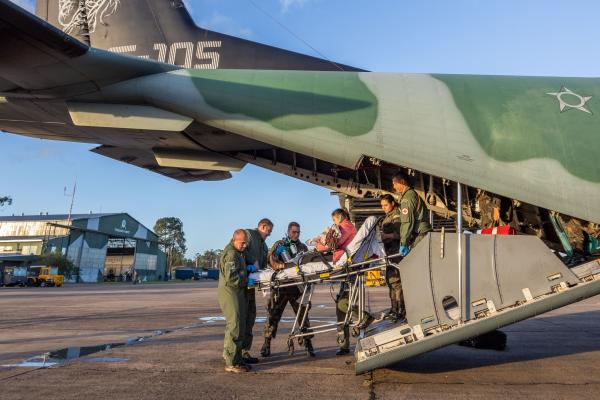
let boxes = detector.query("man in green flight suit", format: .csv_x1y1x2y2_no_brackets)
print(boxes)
218,229,251,373
260,221,315,358
391,172,432,255
242,218,273,364
379,172,431,323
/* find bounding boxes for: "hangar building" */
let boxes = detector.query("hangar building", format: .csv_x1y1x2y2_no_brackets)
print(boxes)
0,213,166,282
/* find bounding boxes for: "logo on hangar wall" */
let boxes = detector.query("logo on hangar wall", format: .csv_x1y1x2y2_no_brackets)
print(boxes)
58,0,121,35
115,218,131,235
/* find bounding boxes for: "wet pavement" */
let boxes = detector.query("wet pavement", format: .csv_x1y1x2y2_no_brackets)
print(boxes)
0,282,599,399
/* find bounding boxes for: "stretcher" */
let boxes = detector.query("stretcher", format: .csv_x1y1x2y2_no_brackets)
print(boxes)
248,216,386,288
248,216,397,354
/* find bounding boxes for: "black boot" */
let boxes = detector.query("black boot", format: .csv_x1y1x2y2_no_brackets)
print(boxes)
335,348,350,356
260,338,271,357
242,351,259,364
305,339,316,357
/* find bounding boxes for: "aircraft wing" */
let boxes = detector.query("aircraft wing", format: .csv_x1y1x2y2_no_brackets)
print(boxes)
0,0,262,182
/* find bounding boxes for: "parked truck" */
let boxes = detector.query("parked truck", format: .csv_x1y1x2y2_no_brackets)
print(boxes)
1,266,28,287
28,266,64,287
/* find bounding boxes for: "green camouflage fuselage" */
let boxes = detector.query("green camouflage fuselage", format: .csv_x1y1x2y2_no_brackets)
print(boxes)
97,69,600,224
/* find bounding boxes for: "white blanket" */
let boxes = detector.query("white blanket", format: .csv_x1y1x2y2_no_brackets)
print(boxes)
250,216,384,283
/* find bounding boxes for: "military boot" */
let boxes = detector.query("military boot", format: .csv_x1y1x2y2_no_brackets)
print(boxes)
242,350,259,364
305,338,316,357
383,300,400,321
260,337,271,357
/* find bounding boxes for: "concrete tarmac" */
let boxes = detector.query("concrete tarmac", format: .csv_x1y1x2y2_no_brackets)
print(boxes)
0,282,599,399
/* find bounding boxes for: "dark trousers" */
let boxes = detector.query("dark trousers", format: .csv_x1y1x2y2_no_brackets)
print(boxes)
242,287,256,352
263,285,311,339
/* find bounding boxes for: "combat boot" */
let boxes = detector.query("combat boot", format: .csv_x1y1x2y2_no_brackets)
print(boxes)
305,338,316,357
260,337,271,357
242,350,259,364
383,301,400,321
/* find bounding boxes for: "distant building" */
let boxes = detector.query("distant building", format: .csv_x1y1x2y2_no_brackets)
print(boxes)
0,213,166,283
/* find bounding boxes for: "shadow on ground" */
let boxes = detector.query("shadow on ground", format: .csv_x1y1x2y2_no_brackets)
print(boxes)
384,310,600,374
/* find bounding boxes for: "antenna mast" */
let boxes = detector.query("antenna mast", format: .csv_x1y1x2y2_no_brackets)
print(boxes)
65,179,77,224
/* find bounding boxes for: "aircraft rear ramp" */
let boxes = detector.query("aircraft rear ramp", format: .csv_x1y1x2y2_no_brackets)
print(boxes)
355,232,600,374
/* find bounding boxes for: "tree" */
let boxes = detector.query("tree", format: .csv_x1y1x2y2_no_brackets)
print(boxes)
195,249,222,269
39,252,79,279
154,217,187,278
0,196,12,207
184,258,196,268
170,250,187,268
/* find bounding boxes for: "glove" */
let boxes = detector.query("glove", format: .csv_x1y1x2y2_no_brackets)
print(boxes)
399,245,410,257
246,264,257,273
247,278,256,287
274,243,286,256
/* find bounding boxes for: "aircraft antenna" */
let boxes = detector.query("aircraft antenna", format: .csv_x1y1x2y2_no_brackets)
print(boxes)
245,0,345,71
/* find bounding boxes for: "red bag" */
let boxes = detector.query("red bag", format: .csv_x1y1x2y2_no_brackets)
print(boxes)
481,226,516,235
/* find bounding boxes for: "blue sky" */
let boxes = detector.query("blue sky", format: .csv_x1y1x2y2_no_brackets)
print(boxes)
2,0,600,256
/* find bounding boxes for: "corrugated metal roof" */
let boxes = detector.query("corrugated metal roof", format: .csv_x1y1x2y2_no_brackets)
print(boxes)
0,213,118,222
0,213,159,241
0,236,45,241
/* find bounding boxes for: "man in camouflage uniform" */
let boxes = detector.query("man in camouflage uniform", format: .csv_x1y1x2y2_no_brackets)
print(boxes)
260,222,315,357
379,194,404,320
218,229,251,373
242,218,273,364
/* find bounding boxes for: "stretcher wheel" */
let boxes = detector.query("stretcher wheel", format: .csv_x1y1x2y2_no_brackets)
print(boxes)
336,333,346,345
287,338,295,356
298,337,304,346
351,327,360,338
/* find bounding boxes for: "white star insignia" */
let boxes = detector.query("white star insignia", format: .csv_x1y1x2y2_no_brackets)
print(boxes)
546,86,593,114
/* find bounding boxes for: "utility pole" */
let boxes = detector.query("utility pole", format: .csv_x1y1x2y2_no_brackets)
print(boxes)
64,179,77,224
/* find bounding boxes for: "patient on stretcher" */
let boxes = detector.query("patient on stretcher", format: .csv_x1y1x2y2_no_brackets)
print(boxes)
249,216,384,284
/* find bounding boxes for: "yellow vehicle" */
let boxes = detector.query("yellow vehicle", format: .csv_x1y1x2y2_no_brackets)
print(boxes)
28,266,64,287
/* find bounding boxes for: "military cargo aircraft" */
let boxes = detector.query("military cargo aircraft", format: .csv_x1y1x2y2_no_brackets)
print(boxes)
1,0,598,262
1,0,600,372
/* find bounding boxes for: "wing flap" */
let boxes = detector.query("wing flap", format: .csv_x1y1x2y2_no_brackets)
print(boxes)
67,102,194,132
153,148,246,171
90,145,233,183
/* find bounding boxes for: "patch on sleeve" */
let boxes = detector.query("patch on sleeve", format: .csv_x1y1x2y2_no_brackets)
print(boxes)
401,208,409,215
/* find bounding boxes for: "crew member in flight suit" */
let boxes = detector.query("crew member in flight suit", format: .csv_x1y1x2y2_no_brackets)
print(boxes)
379,194,404,320
218,229,250,373
242,218,273,364
392,172,432,252
387,172,433,321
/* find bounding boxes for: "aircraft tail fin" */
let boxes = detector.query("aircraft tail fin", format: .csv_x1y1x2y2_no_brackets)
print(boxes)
35,0,360,71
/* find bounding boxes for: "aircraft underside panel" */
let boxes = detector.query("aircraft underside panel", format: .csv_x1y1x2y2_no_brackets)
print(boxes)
355,233,600,374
